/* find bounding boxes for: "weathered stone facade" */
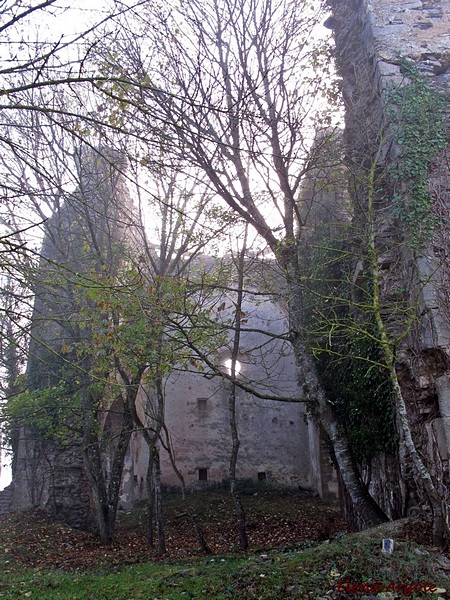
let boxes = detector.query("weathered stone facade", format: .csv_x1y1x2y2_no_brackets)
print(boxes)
328,0,450,521
3,149,335,525
119,290,316,508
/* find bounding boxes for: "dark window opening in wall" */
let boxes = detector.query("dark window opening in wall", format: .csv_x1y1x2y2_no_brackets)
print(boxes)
197,397,207,411
198,468,208,481
258,471,267,481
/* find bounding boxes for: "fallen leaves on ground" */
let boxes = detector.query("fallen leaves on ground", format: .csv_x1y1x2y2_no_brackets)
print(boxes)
0,488,441,578
0,489,349,570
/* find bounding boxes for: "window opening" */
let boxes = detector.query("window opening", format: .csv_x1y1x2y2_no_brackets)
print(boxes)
197,397,207,411
224,358,242,376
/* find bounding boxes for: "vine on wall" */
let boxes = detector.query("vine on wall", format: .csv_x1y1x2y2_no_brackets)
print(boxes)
387,60,447,248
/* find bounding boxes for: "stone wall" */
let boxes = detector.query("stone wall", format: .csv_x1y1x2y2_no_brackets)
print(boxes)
328,0,450,520
11,148,140,529
9,147,336,528
115,264,327,507
0,483,14,516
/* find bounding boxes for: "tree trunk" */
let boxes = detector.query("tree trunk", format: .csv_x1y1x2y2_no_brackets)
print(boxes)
390,371,447,545
280,245,388,529
153,447,166,556
81,391,133,545
121,371,168,553
228,228,248,549
365,158,449,545
81,436,110,544
117,368,164,552
371,250,448,544
229,382,248,549
290,332,388,528
162,425,211,553
146,451,154,548
105,399,133,542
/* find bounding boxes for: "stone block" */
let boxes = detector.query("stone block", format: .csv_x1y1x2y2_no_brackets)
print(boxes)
436,375,450,418
426,418,450,461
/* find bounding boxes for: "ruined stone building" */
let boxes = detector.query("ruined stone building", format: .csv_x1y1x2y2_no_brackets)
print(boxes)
0,147,335,527
0,0,449,536
7,147,146,526
119,290,318,508
326,0,450,523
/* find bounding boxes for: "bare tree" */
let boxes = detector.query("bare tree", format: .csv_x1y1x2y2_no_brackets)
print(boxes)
3,144,142,542
121,168,226,554
97,0,387,526
0,0,152,538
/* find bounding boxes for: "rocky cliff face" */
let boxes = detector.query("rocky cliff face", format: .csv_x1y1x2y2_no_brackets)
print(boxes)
328,0,450,523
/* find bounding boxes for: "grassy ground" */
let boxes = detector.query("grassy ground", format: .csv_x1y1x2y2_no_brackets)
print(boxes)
0,489,449,599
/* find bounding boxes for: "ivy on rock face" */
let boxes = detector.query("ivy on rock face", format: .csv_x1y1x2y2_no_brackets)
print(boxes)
387,60,447,248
